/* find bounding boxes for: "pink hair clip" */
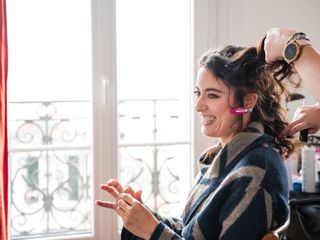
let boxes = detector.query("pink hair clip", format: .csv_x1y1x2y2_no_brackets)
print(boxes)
230,107,253,115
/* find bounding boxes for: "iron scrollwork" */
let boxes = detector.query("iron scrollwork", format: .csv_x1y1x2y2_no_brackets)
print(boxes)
9,101,91,238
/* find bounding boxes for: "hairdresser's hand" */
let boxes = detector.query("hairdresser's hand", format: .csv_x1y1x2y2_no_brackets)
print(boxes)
280,103,320,138
264,27,297,63
117,193,159,239
95,179,142,210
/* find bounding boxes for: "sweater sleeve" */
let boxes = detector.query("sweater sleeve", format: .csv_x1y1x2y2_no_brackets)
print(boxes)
121,209,186,240
121,186,273,240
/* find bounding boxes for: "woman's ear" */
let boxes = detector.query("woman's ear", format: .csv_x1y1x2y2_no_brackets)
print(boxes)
244,93,258,109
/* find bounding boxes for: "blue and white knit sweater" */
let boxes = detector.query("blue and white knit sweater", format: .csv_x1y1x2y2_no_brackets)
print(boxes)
121,122,289,240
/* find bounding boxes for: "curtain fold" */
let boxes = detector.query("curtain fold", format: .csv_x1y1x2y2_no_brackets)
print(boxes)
0,0,8,239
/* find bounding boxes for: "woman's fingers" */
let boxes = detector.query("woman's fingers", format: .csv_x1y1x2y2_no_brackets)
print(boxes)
116,204,127,219
119,193,136,205
100,184,119,200
96,179,124,211
107,179,124,193
97,179,144,217
100,179,126,200
95,200,117,209
123,186,143,202
134,190,143,202
115,195,159,239
123,186,134,195
116,199,131,219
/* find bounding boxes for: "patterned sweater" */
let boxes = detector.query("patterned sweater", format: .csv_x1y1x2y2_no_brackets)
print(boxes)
121,122,289,240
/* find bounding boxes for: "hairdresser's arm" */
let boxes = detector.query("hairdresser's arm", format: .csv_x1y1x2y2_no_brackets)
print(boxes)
264,27,320,102
280,103,320,138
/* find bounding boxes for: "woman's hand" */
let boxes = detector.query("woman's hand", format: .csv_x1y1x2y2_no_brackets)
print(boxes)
280,103,320,138
95,179,142,210
264,27,297,63
117,193,159,240
96,179,158,239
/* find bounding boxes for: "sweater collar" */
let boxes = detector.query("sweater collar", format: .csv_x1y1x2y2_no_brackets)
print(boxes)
197,122,268,178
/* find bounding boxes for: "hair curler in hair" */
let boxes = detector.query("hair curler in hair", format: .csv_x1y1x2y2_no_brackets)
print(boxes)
230,107,253,115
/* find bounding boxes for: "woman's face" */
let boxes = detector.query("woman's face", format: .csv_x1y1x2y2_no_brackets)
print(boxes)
194,67,239,146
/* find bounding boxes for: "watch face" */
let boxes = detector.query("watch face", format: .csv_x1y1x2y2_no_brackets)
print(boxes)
284,42,298,61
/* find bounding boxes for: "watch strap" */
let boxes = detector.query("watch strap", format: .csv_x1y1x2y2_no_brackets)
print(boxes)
283,32,311,64
286,32,310,43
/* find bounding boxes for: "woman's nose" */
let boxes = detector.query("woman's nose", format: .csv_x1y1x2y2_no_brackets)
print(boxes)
195,97,207,112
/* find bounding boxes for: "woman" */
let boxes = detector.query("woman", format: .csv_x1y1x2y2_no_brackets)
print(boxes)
96,42,295,239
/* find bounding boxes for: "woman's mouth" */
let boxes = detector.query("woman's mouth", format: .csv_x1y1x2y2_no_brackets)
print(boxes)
201,115,215,126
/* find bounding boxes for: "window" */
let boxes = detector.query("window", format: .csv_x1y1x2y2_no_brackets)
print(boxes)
7,0,93,239
7,0,194,239
116,0,192,218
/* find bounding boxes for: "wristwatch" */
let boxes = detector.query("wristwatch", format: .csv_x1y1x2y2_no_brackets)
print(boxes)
283,32,311,64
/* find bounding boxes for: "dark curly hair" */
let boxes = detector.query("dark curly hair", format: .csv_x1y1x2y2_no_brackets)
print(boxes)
199,39,297,158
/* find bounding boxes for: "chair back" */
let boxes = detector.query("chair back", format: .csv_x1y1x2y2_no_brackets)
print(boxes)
261,217,290,240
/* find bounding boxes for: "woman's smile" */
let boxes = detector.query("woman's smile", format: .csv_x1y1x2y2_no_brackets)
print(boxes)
200,115,216,126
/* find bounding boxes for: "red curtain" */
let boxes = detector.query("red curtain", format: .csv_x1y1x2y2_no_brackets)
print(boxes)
0,0,8,239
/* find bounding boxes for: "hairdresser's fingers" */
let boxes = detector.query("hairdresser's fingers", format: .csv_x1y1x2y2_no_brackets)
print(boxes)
287,116,320,136
95,200,117,210
264,43,283,63
287,122,312,137
264,34,284,63
292,109,306,121
264,28,297,63
279,127,289,139
280,116,306,138
308,128,319,134
280,124,294,138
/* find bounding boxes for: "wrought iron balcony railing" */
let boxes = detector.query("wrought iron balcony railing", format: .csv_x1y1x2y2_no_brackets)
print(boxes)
8,99,191,239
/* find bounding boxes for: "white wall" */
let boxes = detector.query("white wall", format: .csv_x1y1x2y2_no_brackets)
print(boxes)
193,0,320,161
209,0,320,114
210,0,320,48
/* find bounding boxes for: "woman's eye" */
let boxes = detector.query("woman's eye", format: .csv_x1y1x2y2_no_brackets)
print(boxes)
193,90,200,97
208,93,219,99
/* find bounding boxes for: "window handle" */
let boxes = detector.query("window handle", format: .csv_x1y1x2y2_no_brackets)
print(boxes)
101,78,110,107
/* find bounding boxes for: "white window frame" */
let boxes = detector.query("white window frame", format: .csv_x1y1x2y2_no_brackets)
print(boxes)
91,0,119,239
90,0,320,238
90,0,212,239
6,0,212,239
191,0,218,176
67,0,212,239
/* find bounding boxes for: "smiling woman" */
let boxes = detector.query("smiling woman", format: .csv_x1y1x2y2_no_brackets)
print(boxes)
194,68,241,145
96,40,297,239
196,45,295,156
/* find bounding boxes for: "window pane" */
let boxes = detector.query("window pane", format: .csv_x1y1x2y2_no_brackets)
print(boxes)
116,0,192,218
7,0,93,239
